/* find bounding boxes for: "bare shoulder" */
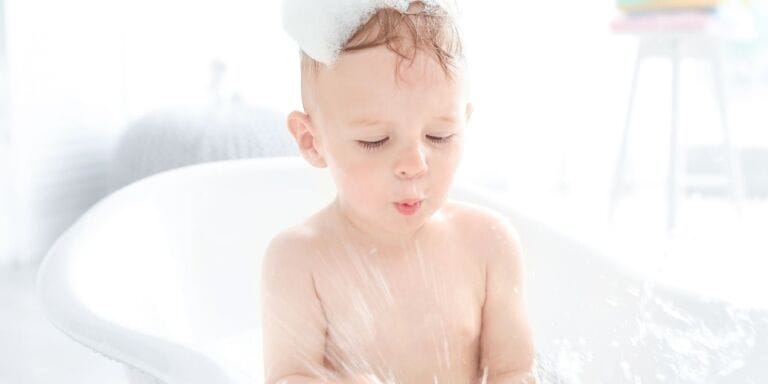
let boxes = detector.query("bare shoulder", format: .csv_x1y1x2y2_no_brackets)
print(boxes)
261,209,330,279
442,199,520,244
441,199,523,267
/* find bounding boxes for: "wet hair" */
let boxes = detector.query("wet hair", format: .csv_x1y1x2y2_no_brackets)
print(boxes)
300,1,465,82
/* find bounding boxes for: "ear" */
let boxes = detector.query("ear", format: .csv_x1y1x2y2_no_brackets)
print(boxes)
287,111,327,168
465,102,474,123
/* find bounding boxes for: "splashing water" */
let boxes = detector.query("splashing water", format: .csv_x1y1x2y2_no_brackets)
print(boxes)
530,277,766,383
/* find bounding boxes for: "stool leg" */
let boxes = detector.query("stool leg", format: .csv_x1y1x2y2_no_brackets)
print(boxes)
668,39,681,233
711,44,745,218
610,41,644,221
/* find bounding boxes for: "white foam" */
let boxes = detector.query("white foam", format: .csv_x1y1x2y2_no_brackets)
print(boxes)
282,0,455,66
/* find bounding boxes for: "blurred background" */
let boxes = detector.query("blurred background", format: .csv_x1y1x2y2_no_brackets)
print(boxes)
0,0,766,382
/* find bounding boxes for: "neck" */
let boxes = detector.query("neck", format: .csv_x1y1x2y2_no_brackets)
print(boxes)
331,197,424,251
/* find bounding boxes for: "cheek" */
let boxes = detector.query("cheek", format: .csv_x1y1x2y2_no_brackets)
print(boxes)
427,144,464,199
432,142,464,175
330,155,388,201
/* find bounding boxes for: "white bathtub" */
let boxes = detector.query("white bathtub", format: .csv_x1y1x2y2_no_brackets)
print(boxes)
36,157,767,383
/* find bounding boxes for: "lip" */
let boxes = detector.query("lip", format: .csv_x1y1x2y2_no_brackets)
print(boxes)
395,198,423,205
394,199,423,216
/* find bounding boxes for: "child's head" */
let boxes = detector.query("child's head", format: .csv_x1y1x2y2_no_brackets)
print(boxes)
284,1,472,242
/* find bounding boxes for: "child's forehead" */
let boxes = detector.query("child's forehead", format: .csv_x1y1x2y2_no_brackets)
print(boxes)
342,113,461,132
303,47,469,123
315,47,466,99
327,95,465,133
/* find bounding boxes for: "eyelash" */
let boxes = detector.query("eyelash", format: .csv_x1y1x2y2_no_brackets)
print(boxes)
428,135,455,144
357,135,455,151
358,138,388,151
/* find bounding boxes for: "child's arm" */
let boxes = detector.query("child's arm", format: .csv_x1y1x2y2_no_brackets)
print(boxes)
477,215,537,384
261,231,335,384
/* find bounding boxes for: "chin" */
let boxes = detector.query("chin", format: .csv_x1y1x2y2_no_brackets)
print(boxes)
392,202,436,226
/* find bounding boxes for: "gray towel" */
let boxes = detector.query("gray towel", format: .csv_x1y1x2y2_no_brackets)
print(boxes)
110,102,297,190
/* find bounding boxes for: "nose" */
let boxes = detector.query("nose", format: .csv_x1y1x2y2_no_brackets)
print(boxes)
394,143,428,179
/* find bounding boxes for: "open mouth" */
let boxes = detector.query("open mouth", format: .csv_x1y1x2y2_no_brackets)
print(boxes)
394,200,422,216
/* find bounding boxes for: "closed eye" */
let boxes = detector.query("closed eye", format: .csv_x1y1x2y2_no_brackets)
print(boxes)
427,134,455,144
357,138,389,150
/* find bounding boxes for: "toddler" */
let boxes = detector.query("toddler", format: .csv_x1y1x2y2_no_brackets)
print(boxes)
262,1,536,383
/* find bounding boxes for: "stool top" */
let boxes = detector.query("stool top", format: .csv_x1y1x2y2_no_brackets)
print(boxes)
610,7,757,40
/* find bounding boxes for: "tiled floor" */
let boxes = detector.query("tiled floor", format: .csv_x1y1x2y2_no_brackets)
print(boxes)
0,263,128,384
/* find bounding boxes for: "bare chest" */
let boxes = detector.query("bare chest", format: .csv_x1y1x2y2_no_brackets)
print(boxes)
312,242,485,380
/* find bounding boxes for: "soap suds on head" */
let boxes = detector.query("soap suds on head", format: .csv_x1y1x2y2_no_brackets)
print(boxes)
282,0,461,67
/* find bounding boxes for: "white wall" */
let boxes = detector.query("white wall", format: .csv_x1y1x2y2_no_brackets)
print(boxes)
3,0,126,263
0,0,14,263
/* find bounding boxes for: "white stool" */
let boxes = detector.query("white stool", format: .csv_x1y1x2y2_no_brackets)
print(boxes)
609,28,745,231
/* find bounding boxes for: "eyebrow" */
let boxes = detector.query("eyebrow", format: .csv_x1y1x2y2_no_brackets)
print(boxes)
348,115,458,127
